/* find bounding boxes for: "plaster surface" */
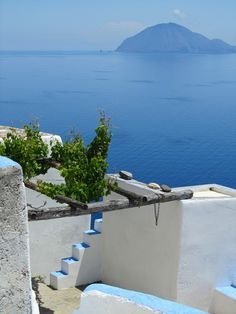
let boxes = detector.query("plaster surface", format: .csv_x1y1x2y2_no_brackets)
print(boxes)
29,215,90,283
177,197,236,311
26,167,90,283
101,201,182,301
75,284,207,314
76,291,162,314
101,177,236,311
0,156,32,313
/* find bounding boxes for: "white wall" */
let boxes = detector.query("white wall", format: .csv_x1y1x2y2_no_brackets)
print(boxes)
101,186,236,311
177,198,236,311
29,215,90,283
75,291,162,314
101,201,182,301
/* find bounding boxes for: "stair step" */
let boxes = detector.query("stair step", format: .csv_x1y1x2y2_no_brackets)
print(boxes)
72,242,90,260
212,286,236,314
61,256,80,275
94,218,103,233
83,229,102,246
73,242,90,249
62,257,79,263
51,270,67,277
50,225,102,290
84,229,101,235
50,271,75,290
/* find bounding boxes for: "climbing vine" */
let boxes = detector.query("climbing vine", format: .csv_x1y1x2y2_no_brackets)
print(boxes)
0,113,113,203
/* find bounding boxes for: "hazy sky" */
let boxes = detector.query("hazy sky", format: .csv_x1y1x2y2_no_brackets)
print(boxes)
1,0,236,50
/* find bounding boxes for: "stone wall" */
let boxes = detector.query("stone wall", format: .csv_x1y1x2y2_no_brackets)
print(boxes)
0,157,32,313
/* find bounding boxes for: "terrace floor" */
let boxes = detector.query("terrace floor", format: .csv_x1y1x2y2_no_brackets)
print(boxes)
33,279,83,314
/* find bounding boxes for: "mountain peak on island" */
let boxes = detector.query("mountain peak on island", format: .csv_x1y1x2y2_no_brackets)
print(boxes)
116,23,236,54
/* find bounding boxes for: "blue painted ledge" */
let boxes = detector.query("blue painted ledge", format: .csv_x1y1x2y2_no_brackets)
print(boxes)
84,284,207,314
50,271,67,277
216,286,236,300
0,156,20,169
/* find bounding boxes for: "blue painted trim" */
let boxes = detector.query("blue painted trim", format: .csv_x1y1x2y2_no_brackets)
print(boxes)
231,284,236,289
95,218,103,223
0,156,20,169
91,212,102,229
90,197,103,229
84,284,207,314
62,257,79,263
73,242,90,249
217,286,236,300
50,271,67,277
84,229,101,235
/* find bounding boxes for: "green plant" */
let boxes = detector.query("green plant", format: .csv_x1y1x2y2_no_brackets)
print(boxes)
0,123,49,179
39,113,113,203
0,114,113,203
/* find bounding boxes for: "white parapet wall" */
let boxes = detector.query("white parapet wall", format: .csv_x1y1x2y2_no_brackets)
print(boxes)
0,156,32,313
176,196,236,311
75,283,208,314
101,177,236,312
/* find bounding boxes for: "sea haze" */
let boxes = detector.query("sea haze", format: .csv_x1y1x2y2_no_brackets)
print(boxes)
0,51,236,188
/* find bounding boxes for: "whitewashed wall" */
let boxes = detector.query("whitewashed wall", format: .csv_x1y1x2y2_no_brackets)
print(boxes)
29,215,90,283
75,291,162,314
177,198,236,311
74,284,207,314
101,190,236,312
102,201,182,301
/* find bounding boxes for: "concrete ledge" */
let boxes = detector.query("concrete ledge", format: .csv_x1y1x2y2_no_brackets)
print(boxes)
76,284,208,314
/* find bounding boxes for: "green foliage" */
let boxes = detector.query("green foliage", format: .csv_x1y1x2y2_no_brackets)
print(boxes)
0,123,49,179
0,114,113,203
39,113,112,203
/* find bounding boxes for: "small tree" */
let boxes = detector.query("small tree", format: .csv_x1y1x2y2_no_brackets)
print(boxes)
0,114,113,203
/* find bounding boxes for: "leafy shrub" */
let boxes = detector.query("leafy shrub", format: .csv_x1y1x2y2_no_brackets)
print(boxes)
0,114,113,203
0,123,49,179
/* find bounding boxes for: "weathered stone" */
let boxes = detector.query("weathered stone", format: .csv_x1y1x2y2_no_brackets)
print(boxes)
119,170,133,180
0,157,32,313
161,184,172,193
147,182,160,190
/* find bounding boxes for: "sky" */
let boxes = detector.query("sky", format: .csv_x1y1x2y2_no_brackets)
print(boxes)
0,0,236,50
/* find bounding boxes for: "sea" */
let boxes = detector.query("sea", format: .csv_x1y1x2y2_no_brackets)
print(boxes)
0,51,236,188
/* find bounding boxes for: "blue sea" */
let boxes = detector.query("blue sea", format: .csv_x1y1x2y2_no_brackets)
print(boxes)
0,51,236,188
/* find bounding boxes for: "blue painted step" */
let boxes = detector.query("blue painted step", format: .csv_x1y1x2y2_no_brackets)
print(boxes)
62,257,79,263
84,229,101,235
51,270,68,277
72,242,90,249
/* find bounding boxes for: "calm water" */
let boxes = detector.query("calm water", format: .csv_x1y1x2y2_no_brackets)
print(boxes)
0,51,236,188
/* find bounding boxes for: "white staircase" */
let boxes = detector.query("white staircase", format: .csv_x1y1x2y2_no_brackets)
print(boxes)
50,218,103,290
211,284,236,314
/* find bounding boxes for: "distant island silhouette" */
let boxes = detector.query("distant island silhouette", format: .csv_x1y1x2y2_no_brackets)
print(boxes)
116,23,236,54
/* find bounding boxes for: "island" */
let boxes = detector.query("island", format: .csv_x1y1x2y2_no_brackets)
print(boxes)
116,22,236,54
